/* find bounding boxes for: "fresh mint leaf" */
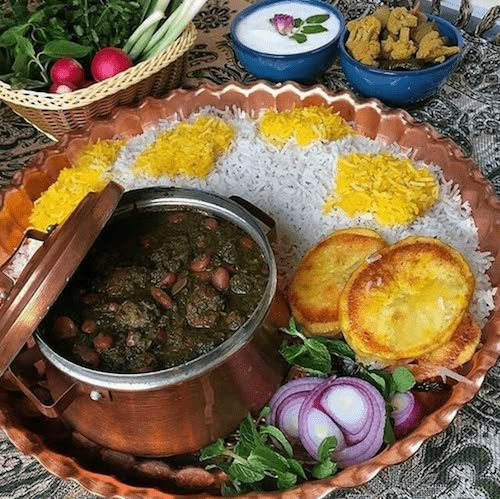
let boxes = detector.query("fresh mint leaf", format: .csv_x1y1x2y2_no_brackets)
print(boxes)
280,319,331,374
247,445,290,473
259,425,294,458
233,439,252,459
238,413,260,449
287,458,307,479
276,471,297,489
43,40,92,58
316,338,356,360
258,405,271,421
306,14,330,24
199,439,225,461
291,33,307,43
280,343,308,364
311,459,337,479
221,481,238,496
317,436,337,463
280,317,305,339
392,367,416,393
228,461,265,483
304,338,331,374
293,18,304,28
302,25,328,34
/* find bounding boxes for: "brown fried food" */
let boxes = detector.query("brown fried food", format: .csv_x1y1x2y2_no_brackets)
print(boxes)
386,7,418,36
416,30,460,63
340,236,475,361
289,228,387,336
403,314,481,381
382,27,417,60
411,20,437,44
346,16,382,66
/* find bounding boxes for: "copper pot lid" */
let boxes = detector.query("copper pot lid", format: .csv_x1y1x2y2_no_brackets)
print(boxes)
0,181,124,376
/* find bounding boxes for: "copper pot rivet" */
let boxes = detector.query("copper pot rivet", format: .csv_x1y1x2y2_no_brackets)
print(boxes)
89,390,102,401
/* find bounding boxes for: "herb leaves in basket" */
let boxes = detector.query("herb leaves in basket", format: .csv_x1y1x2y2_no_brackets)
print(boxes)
0,0,142,89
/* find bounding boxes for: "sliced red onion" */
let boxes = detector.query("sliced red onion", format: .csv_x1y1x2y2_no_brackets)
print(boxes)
297,377,345,460
268,377,324,437
299,406,346,459
274,393,306,439
321,384,370,436
298,376,385,467
326,384,374,446
391,391,424,438
333,379,385,467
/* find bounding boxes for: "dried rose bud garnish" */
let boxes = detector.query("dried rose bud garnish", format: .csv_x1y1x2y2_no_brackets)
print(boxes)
271,14,295,35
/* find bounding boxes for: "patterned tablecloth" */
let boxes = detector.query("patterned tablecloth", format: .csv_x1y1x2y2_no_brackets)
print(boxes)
0,1,499,498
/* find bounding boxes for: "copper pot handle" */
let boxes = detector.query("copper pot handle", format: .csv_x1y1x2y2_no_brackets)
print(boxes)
229,196,277,242
8,347,80,418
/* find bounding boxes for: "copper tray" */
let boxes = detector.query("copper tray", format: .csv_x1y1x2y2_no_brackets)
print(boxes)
0,82,499,498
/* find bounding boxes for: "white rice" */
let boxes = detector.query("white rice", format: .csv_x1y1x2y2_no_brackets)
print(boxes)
110,107,496,327
7,107,495,328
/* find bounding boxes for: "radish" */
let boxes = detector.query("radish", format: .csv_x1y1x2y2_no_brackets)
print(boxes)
91,48,133,81
50,58,86,86
49,82,77,94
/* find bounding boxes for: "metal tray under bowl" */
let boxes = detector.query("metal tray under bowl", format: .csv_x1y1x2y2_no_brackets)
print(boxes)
0,82,499,498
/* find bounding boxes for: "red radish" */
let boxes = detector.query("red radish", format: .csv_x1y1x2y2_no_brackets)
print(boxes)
49,82,77,94
50,58,85,86
91,47,133,81
80,80,95,88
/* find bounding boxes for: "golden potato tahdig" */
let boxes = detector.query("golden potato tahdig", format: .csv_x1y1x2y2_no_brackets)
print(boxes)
339,236,475,361
403,314,481,381
288,228,387,335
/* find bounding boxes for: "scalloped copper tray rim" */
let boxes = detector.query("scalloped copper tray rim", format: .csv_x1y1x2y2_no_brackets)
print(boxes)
0,81,499,499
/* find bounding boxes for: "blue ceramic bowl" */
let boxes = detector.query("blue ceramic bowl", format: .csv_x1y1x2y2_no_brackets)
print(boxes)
231,0,345,84
338,15,464,107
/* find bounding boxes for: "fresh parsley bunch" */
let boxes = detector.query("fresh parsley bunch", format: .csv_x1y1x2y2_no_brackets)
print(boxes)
0,0,142,89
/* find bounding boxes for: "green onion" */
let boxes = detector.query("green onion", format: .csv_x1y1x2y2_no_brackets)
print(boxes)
141,0,207,59
123,0,172,60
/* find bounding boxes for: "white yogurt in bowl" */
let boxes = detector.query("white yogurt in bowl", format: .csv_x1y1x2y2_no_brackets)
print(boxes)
235,0,341,55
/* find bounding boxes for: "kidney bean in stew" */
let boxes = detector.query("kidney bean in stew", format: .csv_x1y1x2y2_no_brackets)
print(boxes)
43,210,269,374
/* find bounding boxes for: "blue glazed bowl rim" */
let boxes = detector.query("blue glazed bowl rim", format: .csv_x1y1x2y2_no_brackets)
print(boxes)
338,14,464,76
231,0,346,58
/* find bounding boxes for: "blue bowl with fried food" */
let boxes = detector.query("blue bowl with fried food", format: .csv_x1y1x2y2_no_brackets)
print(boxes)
231,0,345,84
339,14,464,108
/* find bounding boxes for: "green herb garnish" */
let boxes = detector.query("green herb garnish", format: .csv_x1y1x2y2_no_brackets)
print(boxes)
0,0,142,89
201,412,337,495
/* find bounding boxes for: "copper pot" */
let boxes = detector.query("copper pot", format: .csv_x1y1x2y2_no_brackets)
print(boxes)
17,187,288,457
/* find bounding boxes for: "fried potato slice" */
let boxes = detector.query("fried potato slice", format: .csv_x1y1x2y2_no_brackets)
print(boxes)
289,228,387,336
404,314,481,381
339,236,475,360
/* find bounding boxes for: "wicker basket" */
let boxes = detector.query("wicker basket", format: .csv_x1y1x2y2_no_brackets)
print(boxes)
0,23,197,140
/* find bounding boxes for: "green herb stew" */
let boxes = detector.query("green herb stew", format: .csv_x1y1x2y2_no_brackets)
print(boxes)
43,209,269,374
